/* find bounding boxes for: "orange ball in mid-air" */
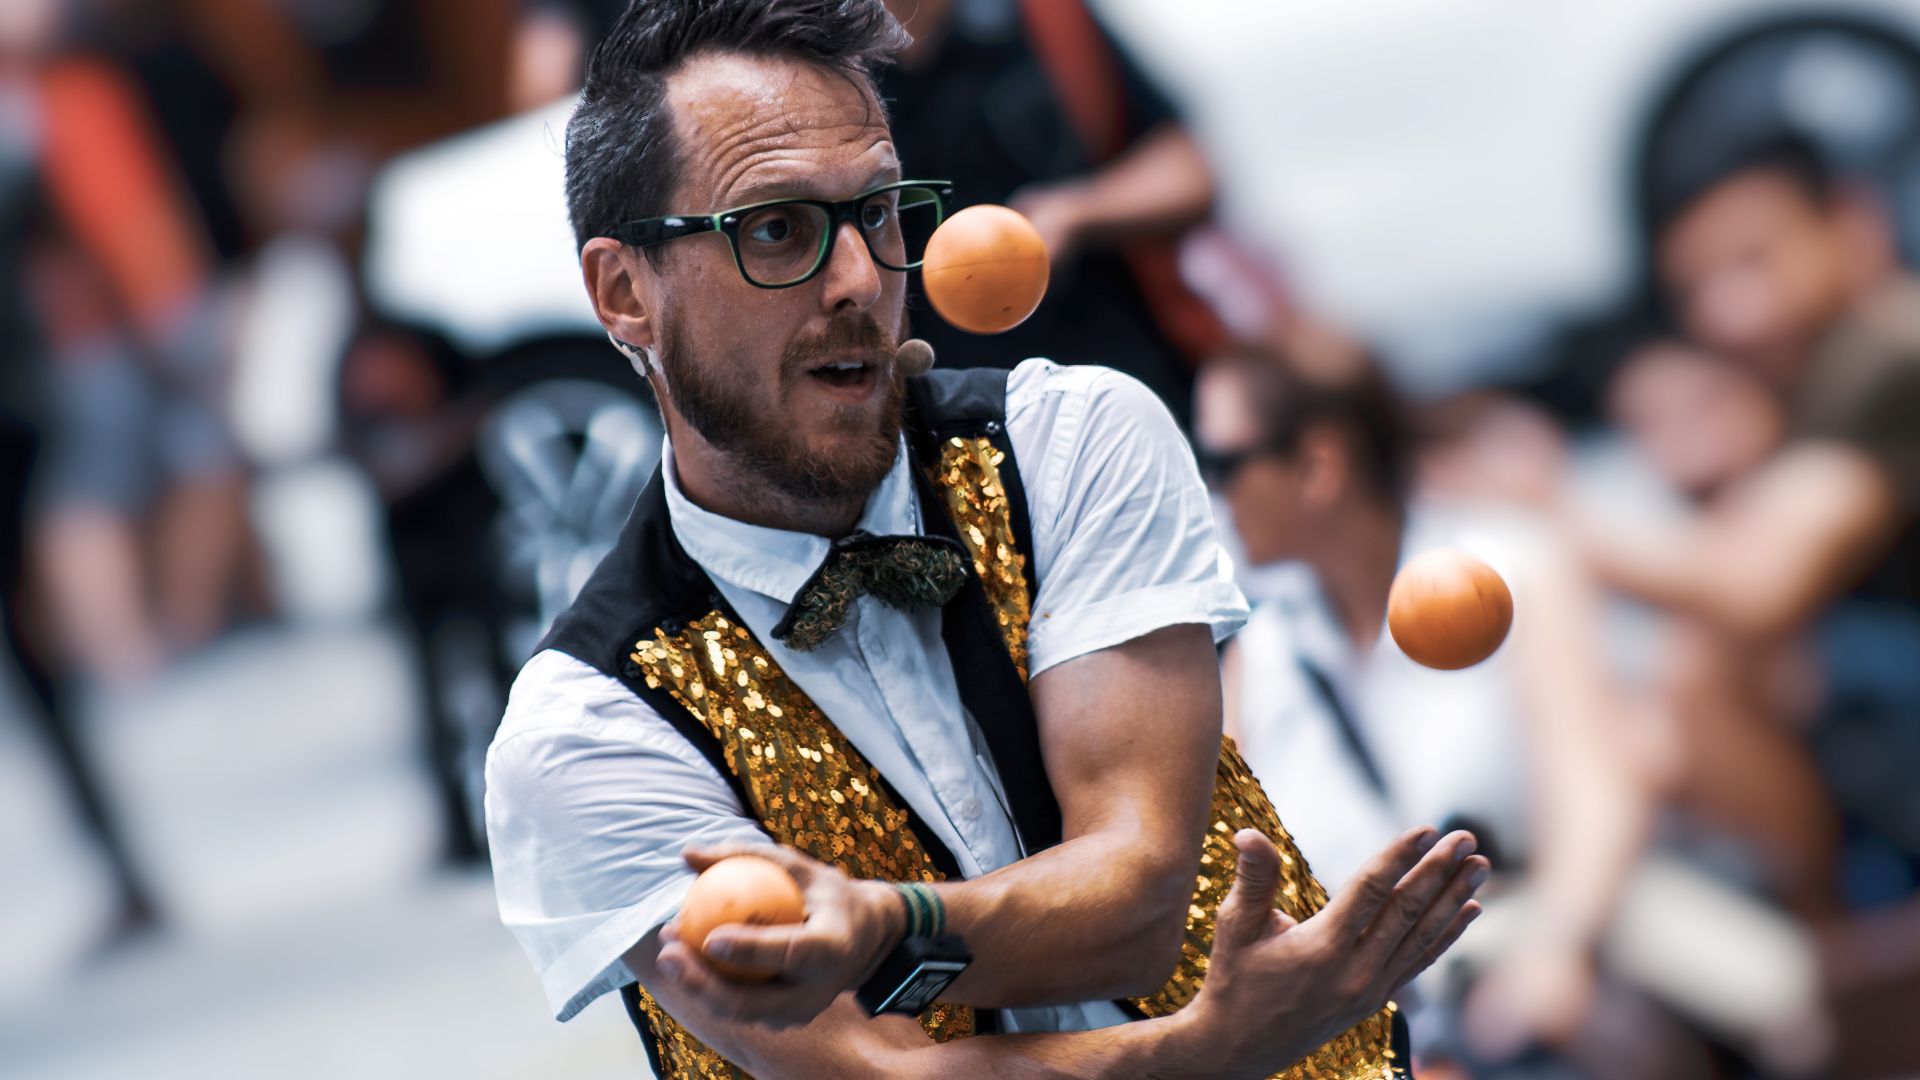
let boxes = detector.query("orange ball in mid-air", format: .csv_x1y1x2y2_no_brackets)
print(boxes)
920,204,1050,334
678,855,807,983
1387,549,1514,670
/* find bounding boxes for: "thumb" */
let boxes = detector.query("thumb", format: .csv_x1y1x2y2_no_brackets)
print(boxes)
1213,829,1286,952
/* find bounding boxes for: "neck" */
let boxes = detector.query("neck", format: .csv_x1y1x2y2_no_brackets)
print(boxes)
668,424,869,538
1306,495,1404,651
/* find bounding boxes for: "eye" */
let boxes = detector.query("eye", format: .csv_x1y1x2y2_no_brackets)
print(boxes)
747,213,796,244
861,201,892,230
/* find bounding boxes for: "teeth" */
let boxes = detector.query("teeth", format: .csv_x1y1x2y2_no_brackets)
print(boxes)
825,361,864,371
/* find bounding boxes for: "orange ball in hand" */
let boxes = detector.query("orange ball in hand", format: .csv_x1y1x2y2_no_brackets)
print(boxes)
678,855,807,983
920,204,1050,334
1387,549,1514,670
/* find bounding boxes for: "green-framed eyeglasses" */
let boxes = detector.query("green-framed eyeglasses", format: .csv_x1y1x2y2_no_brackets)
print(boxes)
601,180,954,289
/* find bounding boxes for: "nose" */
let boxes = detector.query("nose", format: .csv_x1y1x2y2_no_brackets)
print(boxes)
817,219,882,314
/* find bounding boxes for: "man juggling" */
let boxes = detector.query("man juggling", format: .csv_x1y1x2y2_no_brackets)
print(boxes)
485,3,1486,1076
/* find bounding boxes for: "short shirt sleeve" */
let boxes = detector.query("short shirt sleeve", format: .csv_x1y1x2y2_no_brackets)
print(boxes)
484,649,770,1021
1003,359,1249,676
1811,358,1920,508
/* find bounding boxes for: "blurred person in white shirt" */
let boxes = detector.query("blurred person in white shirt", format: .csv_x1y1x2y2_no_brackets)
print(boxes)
1196,345,1781,1077
1198,347,1534,889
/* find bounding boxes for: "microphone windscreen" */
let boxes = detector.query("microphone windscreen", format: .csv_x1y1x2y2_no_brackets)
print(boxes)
895,338,936,377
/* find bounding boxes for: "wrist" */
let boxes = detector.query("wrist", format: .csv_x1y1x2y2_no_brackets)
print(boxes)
1135,1008,1227,1080
894,881,950,940
858,880,909,976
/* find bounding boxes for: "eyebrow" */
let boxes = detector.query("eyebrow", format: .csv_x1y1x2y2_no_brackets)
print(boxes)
722,163,905,208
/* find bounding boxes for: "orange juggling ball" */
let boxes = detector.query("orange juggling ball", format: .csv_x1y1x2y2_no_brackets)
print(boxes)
678,855,807,983
1387,549,1514,670
920,204,1050,335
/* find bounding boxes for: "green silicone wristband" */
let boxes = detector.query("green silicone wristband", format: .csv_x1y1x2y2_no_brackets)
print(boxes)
895,882,944,940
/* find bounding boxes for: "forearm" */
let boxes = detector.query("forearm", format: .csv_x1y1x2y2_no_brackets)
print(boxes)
1514,545,1658,949
641,938,1209,1080
1572,510,1731,622
1528,733,1655,949
885,1011,1203,1080
1060,125,1216,246
924,625,1223,1006
1570,446,1897,638
937,817,1195,1005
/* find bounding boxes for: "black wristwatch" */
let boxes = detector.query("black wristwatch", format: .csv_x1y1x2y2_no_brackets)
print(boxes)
855,883,972,1016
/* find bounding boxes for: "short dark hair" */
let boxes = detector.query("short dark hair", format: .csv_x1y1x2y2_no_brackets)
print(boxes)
1212,345,1413,504
565,0,910,253
1641,131,1836,246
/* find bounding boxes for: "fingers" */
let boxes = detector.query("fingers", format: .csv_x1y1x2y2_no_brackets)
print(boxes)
1213,829,1287,953
1357,832,1480,966
1383,900,1484,1004
1380,856,1489,988
702,921,822,977
1322,827,1441,933
653,939,827,1030
1410,900,1483,987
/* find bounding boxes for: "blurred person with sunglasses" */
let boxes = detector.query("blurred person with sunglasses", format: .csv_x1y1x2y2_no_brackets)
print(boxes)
1201,339,1860,1078
1195,348,1532,898
1195,346,1607,1076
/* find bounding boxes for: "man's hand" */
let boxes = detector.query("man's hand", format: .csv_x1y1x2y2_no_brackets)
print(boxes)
1167,827,1489,1077
653,843,905,1029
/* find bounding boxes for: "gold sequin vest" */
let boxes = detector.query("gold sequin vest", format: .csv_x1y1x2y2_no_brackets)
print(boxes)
539,368,1404,1078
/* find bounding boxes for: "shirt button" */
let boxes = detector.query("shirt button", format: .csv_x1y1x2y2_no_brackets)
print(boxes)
958,797,984,820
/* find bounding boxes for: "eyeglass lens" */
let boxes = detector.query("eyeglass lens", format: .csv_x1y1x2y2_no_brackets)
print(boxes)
733,186,943,286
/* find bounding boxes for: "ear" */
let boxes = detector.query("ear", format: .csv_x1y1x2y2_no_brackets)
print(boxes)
1298,423,1350,508
581,237,658,351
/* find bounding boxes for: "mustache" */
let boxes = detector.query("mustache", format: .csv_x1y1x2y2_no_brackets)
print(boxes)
783,317,899,376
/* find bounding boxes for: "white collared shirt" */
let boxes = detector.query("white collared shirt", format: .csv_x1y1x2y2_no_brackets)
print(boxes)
485,359,1249,1027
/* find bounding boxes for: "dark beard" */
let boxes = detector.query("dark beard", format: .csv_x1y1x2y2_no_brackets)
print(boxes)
658,316,906,505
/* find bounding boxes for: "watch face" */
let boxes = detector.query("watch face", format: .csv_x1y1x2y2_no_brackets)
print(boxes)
880,958,970,1015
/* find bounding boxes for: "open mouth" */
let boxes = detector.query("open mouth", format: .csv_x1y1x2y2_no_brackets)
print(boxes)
805,353,885,392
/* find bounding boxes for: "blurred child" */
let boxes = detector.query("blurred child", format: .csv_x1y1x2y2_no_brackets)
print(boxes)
1607,339,1787,504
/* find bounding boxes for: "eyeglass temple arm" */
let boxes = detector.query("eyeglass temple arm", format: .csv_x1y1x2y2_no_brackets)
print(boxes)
605,215,720,249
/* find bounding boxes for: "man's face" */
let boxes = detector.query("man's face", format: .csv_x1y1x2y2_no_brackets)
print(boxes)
648,52,910,502
1193,365,1310,565
1658,170,1857,377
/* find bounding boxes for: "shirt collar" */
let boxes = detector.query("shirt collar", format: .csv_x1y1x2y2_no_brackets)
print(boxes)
660,435,921,605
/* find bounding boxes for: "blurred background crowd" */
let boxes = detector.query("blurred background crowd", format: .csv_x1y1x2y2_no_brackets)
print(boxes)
3,1,1918,1077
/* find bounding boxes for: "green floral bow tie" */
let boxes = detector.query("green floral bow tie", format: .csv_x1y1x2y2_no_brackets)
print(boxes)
771,532,970,652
